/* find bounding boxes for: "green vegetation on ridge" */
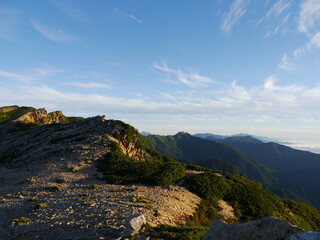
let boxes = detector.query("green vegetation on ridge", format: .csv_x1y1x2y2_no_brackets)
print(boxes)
185,171,320,231
97,123,186,186
0,105,35,122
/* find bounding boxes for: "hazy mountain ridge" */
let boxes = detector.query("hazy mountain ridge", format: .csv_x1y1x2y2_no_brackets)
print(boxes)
194,133,292,145
194,134,320,209
146,132,306,203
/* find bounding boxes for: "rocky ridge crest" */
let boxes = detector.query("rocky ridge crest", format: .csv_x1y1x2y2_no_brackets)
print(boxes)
0,108,200,239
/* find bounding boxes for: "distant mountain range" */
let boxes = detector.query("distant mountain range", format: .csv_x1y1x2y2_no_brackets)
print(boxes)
147,132,320,209
193,133,292,145
193,133,320,210
146,132,306,204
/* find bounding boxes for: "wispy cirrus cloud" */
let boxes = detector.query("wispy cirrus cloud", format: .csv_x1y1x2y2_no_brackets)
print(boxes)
0,64,63,82
31,20,79,42
113,8,142,24
65,82,109,88
278,53,298,71
294,31,320,56
32,63,64,77
298,0,320,33
107,62,123,68
153,62,215,88
0,5,20,40
0,70,32,82
265,0,292,18
259,0,292,38
307,31,320,48
221,0,250,32
52,0,89,22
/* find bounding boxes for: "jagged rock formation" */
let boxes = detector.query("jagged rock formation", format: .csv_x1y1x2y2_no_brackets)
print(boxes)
203,217,304,240
108,135,147,161
13,108,67,125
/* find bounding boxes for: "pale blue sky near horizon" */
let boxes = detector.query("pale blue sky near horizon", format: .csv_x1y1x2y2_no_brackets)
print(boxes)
1,0,320,152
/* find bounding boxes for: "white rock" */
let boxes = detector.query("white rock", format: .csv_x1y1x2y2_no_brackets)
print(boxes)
125,214,146,232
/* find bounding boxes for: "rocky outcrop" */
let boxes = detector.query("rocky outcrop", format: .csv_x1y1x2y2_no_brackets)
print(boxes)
13,108,66,125
287,232,320,240
116,135,148,161
0,113,149,167
203,217,305,240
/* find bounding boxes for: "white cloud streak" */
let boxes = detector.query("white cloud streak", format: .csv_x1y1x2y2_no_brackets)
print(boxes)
278,53,297,71
307,31,320,48
153,62,215,88
53,0,89,22
2,76,320,121
265,0,292,18
221,0,249,32
298,0,320,33
31,20,79,42
0,64,63,82
290,31,320,60
65,82,110,88
0,70,33,82
113,8,142,24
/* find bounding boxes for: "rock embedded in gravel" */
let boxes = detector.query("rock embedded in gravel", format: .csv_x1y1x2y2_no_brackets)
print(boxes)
125,214,146,232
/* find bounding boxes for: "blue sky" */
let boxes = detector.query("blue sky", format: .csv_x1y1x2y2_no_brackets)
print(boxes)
1,0,320,152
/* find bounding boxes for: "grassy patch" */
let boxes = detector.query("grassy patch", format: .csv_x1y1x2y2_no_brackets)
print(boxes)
150,225,207,240
70,166,80,172
131,195,150,204
33,203,48,210
12,217,32,225
29,197,39,202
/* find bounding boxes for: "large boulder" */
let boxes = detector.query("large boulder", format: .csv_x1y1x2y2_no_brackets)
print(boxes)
125,214,147,232
203,217,304,240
